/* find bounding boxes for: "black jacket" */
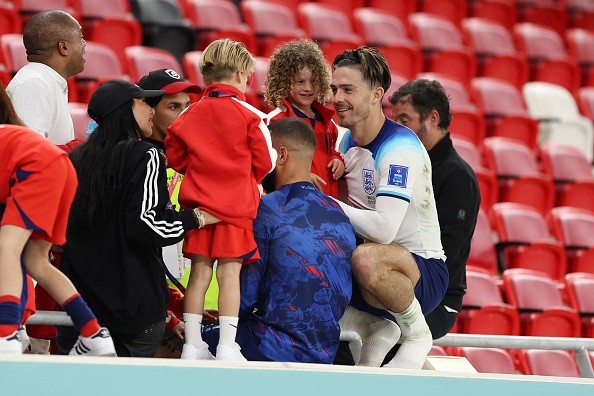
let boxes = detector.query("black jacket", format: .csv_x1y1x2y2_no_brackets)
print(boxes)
429,133,481,312
62,141,198,335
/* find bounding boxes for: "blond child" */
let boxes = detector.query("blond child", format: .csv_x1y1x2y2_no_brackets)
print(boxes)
165,39,276,361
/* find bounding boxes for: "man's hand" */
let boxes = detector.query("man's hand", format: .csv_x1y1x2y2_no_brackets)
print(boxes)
311,173,327,191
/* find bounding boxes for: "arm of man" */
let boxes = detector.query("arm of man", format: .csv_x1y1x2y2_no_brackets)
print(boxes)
336,147,424,244
240,200,276,319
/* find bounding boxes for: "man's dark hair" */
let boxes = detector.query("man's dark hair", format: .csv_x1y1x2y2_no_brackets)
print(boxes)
268,117,316,154
390,79,452,130
332,47,392,93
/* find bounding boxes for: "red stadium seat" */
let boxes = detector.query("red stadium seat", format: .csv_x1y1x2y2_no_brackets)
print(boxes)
550,206,594,274
519,3,568,36
240,0,306,57
458,269,521,335
514,23,581,94
540,144,594,213
0,33,26,73
408,13,477,86
298,2,363,63
183,0,256,54
352,7,422,79
383,73,408,116
75,41,126,103
502,268,582,337
419,0,468,29
564,272,594,337
565,28,594,87
517,349,580,377
0,2,21,36
491,203,566,280
367,0,416,22
467,209,500,274
568,0,594,33
470,0,518,32
182,50,206,89
578,86,594,119
314,0,365,20
462,17,529,89
124,45,183,83
484,139,555,216
18,0,80,28
244,56,270,112
471,77,538,150
67,102,91,141
459,347,517,374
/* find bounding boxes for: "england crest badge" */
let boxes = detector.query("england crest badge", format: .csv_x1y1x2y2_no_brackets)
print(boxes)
362,169,376,195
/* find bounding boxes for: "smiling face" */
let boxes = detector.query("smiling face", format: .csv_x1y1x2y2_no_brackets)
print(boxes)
132,98,155,138
331,66,374,134
151,92,191,141
288,66,319,116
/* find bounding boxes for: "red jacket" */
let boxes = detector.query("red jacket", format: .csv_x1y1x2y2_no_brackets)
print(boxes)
165,84,276,229
267,99,342,198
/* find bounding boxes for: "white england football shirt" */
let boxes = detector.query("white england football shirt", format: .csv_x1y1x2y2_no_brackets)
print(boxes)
337,118,445,261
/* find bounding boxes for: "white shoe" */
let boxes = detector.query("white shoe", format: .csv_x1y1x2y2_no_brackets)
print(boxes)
69,327,116,356
0,330,22,354
18,325,30,353
216,343,247,361
181,341,214,360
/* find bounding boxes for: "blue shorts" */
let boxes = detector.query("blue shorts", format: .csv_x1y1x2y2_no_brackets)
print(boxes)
350,253,448,317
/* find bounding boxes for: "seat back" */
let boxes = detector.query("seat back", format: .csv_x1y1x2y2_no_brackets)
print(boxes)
298,3,361,44
419,0,467,28
241,0,302,36
78,41,123,80
463,17,517,56
514,22,568,61
565,272,594,314
467,209,499,275
464,270,505,306
471,77,528,116
523,81,581,119
578,86,594,119
483,137,541,177
79,0,130,18
565,28,594,64
518,349,580,377
459,347,517,374
352,7,410,47
492,202,552,243
408,13,466,51
0,33,26,73
417,72,474,109
125,46,182,83
540,144,594,182
502,268,565,309
0,3,21,35
550,206,594,248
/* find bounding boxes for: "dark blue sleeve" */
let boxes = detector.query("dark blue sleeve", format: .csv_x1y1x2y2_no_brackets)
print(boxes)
239,199,276,319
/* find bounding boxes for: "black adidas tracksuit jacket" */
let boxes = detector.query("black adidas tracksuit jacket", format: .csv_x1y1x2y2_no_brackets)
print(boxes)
61,141,198,335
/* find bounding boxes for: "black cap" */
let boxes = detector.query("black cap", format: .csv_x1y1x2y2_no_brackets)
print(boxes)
88,80,165,124
138,68,202,95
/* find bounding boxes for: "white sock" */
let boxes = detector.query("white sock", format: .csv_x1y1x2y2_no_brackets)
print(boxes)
183,313,203,347
218,316,239,347
384,298,432,369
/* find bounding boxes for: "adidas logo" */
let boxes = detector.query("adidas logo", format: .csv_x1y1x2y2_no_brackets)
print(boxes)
92,328,110,339
73,341,91,355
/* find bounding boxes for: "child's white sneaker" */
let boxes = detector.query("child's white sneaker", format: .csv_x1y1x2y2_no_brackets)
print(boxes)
181,341,214,360
216,343,247,361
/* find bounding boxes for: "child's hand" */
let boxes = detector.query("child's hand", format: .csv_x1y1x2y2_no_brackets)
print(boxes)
171,321,185,340
310,173,326,191
328,159,345,180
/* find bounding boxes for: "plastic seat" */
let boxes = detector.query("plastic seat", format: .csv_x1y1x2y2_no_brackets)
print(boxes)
470,0,518,32
182,50,206,89
550,207,594,274
184,0,256,54
578,86,594,119
462,17,529,89
419,0,468,29
67,102,91,141
0,33,26,74
458,347,517,374
517,349,580,377
568,0,594,32
565,272,594,337
240,0,305,57
491,202,566,280
513,23,581,94
484,138,555,216
75,41,125,103
79,0,142,72
467,209,500,274
408,13,477,86
540,144,594,212
367,0,416,22
519,3,568,36
471,77,539,150
297,3,363,62
523,81,594,162
244,0,305,19
383,73,408,117
19,0,80,27
352,7,422,79
313,0,365,19
417,72,486,147
458,269,521,335
130,0,195,63
502,268,582,337
125,45,183,83
451,140,498,211
565,28,594,87
245,56,270,112
0,2,21,36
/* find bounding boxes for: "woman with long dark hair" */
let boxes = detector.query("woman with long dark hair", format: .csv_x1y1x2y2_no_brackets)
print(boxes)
57,80,218,357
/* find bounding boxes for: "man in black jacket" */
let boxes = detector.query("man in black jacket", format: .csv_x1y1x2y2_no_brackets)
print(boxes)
390,79,481,339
